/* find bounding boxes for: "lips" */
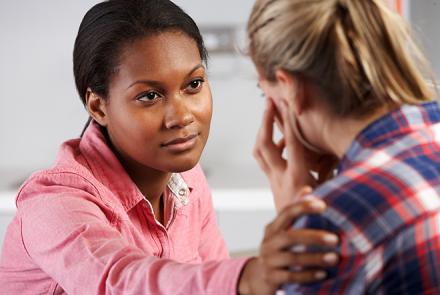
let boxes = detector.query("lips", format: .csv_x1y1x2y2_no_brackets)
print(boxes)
163,134,197,146
161,133,199,152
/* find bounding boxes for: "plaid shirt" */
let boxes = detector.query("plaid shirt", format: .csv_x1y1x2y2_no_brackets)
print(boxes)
286,102,440,295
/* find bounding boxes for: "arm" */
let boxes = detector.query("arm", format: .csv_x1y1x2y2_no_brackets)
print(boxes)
18,186,246,295
182,166,340,294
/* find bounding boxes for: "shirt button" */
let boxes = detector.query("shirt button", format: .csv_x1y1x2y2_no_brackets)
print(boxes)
178,189,186,196
181,197,189,205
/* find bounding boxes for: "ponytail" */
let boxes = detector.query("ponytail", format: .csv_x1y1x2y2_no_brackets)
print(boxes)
247,0,436,117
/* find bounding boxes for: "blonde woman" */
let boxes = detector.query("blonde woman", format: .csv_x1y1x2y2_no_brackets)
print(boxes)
248,0,440,294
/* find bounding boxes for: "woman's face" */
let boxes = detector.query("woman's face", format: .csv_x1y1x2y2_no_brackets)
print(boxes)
102,31,212,173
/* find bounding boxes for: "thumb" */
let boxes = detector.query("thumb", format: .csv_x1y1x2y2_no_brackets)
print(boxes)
297,185,313,198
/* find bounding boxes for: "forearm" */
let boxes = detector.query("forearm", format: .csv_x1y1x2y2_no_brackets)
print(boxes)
99,254,249,295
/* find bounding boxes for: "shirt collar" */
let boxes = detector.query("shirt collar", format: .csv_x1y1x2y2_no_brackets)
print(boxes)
339,102,440,171
79,120,193,211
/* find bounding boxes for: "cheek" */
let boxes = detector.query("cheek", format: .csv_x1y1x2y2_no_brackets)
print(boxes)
107,103,162,151
194,90,213,127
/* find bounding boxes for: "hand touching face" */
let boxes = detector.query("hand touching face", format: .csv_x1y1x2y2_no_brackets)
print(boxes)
255,77,338,211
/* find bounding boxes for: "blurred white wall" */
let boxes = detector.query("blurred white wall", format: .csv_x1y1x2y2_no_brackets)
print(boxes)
0,1,94,185
409,0,440,78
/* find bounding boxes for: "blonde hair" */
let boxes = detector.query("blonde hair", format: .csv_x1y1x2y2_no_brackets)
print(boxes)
247,0,437,117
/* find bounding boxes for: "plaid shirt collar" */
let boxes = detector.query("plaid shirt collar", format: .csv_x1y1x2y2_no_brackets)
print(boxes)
339,101,440,172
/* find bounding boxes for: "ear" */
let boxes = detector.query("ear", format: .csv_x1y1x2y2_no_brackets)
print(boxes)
274,69,307,115
85,88,108,126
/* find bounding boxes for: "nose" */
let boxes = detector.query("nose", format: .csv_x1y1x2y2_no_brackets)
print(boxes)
164,96,194,129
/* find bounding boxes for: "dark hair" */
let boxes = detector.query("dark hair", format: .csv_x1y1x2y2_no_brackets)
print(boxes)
73,0,207,107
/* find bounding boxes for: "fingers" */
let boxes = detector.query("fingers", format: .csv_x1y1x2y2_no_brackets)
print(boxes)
260,229,339,269
276,137,285,150
277,100,299,169
260,98,276,146
277,100,317,188
285,229,339,247
297,185,313,197
263,251,339,269
262,268,328,285
273,102,284,132
264,198,326,236
257,195,341,289
253,99,287,174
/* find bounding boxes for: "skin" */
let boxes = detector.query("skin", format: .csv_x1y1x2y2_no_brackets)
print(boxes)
239,195,339,295
255,69,389,210
85,31,339,293
86,31,212,224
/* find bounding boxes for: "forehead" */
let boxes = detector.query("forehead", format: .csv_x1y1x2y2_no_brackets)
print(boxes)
115,31,202,79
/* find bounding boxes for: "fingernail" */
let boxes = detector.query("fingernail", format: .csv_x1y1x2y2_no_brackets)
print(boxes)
323,252,338,264
291,244,306,253
299,186,313,196
308,200,326,211
323,234,339,245
315,271,326,280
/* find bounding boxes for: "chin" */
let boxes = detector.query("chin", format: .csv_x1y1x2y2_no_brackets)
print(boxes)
168,161,199,173
164,154,201,173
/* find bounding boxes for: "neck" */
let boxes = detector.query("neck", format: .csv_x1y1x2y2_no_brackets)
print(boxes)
322,106,390,159
126,162,171,224
109,152,170,223
103,127,170,224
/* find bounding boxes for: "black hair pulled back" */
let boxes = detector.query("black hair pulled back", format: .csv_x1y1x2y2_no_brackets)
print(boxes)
73,0,207,105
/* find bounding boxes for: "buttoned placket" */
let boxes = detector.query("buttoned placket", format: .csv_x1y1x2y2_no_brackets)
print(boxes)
140,196,170,258
141,173,190,258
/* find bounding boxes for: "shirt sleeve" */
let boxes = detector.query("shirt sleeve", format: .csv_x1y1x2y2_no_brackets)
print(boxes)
18,182,247,295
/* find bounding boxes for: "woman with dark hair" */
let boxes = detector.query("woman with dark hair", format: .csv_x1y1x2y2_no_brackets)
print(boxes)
0,0,338,294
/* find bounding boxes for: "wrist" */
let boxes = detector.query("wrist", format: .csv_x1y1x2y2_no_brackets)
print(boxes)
237,257,258,295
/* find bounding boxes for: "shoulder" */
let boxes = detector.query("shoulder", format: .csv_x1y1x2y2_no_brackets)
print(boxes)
16,135,108,205
308,160,439,252
16,165,105,214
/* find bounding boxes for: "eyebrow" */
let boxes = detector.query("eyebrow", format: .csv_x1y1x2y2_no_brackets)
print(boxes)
127,64,205,89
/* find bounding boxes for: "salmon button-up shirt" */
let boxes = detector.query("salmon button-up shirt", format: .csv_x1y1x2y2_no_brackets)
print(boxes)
0,121,248,294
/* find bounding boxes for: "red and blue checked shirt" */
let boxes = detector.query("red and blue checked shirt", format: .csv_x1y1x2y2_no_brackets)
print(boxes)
286,102,440,294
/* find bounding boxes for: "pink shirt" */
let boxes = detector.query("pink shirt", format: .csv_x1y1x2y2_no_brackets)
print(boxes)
0,122,248,294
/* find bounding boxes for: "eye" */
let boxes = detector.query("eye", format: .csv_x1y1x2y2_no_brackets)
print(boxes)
136,91,161,103
186,78,204,93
